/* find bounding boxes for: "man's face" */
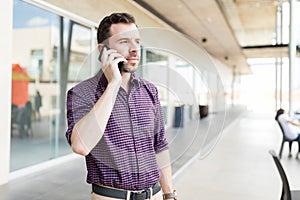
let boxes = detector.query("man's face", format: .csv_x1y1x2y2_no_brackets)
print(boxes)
108,23,141,73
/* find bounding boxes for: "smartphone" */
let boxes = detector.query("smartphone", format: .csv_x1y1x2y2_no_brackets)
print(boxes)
98,45,124,73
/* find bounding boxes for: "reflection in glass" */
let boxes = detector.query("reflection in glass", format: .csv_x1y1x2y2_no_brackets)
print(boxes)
10,0,95,171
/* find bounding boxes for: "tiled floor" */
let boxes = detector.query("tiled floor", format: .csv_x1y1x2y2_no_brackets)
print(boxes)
174,111,300,200
1,108,299,200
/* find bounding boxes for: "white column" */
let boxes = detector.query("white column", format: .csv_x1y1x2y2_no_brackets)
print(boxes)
289,0,296,115
167,56,176,128
0,0,13,185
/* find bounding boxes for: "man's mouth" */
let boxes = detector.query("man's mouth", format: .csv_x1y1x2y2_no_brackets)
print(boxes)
126,57,139,63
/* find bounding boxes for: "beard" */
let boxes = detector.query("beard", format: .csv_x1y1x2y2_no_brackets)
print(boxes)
123,63,139,73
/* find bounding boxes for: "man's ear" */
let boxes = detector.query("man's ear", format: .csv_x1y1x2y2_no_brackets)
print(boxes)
97,44,103,52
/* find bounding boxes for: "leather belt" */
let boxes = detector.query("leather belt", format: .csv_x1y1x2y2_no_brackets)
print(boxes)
92,183,161,200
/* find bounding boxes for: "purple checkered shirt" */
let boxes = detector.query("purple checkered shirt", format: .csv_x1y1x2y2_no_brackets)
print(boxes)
66,70,168,191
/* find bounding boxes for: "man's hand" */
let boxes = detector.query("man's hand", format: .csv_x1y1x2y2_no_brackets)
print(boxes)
100,46,125,85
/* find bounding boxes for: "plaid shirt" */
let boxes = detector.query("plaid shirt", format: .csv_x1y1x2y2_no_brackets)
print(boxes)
66,71,168,190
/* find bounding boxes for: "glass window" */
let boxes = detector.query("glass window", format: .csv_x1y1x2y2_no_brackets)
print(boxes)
11,0,94,171
142,49,209,126
69,24,92,81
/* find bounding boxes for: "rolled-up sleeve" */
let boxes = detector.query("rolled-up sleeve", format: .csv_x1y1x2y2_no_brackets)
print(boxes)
153,88,169,153
65,88,93,145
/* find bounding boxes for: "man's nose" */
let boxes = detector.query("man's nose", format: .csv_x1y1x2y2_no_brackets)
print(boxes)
129,41,140,53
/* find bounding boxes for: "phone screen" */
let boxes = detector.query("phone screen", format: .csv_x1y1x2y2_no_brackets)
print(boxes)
98,45,124,73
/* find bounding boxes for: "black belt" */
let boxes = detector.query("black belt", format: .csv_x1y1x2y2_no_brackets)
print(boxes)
92,183,161,200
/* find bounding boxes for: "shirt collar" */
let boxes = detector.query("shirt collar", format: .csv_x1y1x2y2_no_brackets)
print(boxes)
130,72,142,88
96,70,142,89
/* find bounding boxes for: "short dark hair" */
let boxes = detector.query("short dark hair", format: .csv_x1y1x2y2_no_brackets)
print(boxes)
97,12,136,44
275,108,285,121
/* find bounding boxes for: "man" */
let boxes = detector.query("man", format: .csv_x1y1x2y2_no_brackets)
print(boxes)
66,13,177,200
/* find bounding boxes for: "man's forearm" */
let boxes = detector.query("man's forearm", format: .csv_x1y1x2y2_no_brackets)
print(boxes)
159,164,173,195
156,150,174,194
71,82,120,156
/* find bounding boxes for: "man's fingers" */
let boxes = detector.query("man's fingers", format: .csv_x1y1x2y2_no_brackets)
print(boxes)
101,48,116,63
113,57,127,66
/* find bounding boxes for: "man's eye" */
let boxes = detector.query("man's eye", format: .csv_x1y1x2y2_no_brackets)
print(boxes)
120,40,128,44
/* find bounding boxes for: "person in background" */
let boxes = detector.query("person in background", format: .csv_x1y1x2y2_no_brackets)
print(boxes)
275,108,300,158
35,90,42,121
11,104,18,131
16,101,33,137
66,13,177,200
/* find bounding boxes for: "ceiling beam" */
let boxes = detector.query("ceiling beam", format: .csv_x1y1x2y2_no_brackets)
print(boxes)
242,44,288,58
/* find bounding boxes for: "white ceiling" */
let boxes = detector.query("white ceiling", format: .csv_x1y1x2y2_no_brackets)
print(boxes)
134,0,252,74
133,0,289,74
40,0,289,75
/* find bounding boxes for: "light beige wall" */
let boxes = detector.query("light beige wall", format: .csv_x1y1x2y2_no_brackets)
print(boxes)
13,27,52,80
0,0,13,185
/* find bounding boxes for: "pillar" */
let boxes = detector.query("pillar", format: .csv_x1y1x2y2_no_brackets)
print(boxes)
0,0,13,185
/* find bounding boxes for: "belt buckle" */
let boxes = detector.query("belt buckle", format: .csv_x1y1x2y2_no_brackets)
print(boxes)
131,191,146,200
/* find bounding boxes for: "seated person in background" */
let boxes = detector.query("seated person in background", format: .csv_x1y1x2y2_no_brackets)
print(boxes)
275,108,300,158
16,101,33,138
